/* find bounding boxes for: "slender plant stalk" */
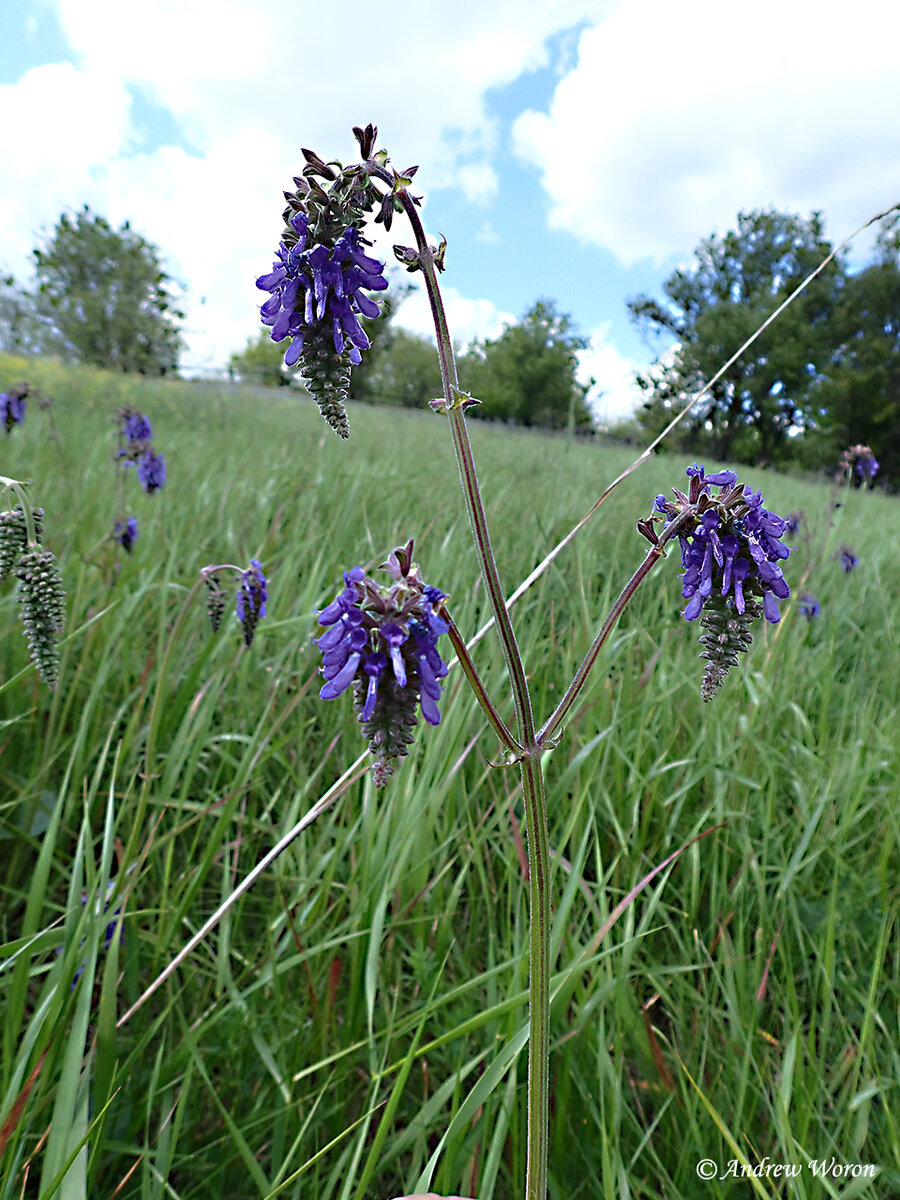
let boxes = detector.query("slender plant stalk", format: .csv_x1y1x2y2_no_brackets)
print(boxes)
443,612,522,757
538,511,694,746
389,180,551,1198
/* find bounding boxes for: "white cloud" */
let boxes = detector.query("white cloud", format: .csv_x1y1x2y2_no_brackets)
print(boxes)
0,62,133,267
2,0,608,369
513,0,900,265
457,164,500,205
577,324,642,425
393,282,515,351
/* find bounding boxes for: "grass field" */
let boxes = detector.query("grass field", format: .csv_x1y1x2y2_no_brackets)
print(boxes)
1,351,898,1200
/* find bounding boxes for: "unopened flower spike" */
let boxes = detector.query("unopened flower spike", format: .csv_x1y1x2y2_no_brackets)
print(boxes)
200,560,268,646
0,505,44,583
256,132,395,437
650,464,792,701
0,483,65,690
315,539,450,785
14,548,66,691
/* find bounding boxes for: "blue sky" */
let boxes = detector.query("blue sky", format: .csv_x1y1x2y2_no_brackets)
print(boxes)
3,0,900,422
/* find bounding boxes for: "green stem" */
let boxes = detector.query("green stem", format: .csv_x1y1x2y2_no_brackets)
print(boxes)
385,175,550,1194
1,477,39,545
520,752,550,1200
538,513,693,746
443,611,522,757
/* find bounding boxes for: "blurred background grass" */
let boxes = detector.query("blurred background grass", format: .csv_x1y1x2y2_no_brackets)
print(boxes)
0,352,897,1199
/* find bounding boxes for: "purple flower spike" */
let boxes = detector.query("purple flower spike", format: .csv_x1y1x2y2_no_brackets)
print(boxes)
255,141,390,437
798,593,820,619
314,540,449,784
123,410,152,444
0,385,28,432
236,559,268,647
136,449,166,493
646,463,793,700
113,516,139,554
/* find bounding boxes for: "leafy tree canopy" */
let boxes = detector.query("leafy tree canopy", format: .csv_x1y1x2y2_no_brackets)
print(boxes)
628,209,842,464
459,299,593,431
629,208,900,486
32,206,183,375
229,329,295,387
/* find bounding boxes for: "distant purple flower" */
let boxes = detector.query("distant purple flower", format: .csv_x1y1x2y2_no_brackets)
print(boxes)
798,593,820,619
113,516,139,553
855,453,879,482
122,410,152,444
316,542,449,784
838,545,858,572
840,444,879,488
65,882,124,985
236,559,268,647
136,450,166,493
0,388,27,433
784,511,803,537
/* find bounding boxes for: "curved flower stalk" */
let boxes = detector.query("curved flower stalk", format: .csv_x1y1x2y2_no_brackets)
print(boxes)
644,464,792,700
200,560,268,647
315,539,449,786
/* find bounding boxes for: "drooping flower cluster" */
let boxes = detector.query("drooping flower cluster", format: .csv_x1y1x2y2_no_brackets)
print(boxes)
315,540,449,785
236,560,268,647
0,383,28,433
201,559,268,647
256,127,397,438
839,444,879,488
644,464,792,701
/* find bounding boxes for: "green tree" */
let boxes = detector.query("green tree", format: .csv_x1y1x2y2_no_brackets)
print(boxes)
229,329,295,387
809,217,900,487
351,326,444,408
32,206,183,374
460,299,593,431
628,210,843,464
0,272,43,356
348,279,417,402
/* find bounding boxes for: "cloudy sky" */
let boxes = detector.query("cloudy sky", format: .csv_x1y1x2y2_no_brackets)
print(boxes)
2,0,899,422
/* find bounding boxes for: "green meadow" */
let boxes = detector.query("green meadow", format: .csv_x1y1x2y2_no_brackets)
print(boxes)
1,351,898,1199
